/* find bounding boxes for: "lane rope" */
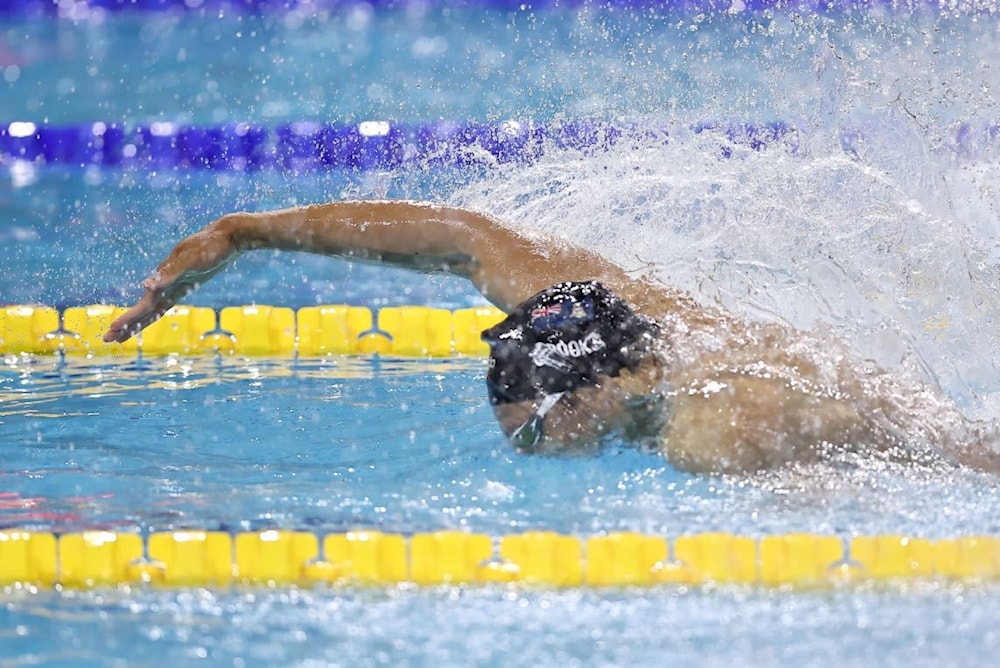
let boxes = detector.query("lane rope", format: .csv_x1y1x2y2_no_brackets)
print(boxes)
1,303,507,357
0,120,805,170
1,120,991,171
2,529,999,589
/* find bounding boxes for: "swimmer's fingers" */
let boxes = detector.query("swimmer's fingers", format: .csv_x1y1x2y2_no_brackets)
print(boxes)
103,292,170,343
102,273,201,343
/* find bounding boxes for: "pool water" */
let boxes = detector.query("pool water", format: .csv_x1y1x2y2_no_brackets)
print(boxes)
4,1,1000,666
3,583,1000,666
4,354,1000,666
5,352,1000,537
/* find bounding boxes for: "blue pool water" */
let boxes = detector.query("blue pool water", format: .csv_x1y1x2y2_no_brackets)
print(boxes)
4,1,1000,666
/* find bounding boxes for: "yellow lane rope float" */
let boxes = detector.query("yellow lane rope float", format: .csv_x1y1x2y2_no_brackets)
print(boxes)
0,304,506,357
2,530,999,590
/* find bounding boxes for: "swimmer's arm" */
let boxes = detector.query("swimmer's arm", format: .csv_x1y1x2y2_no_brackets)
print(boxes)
226,200,631,306
104,200,633,343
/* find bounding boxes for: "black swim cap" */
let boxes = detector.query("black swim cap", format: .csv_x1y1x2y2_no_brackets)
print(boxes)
482,281,659,405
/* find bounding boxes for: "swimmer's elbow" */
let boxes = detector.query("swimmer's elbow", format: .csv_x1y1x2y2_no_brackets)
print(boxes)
212,212,257,252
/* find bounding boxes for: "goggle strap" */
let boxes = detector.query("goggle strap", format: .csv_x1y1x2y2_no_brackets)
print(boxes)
510,392,567,451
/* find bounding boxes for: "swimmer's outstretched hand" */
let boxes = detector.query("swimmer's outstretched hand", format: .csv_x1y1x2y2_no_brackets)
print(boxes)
103,223,238,343
102,269,210,343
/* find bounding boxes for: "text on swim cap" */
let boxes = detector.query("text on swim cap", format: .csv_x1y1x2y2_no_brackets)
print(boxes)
530,332,606,370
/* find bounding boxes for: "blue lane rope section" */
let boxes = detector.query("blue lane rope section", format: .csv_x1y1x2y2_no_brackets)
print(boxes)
0,0,990,16
0,119,994,170
0,120,805,170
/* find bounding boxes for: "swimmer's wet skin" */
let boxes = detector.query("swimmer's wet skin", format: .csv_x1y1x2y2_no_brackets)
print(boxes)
103,200,1000,475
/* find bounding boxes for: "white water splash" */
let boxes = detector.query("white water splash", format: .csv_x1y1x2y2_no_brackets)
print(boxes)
449,7,1000,420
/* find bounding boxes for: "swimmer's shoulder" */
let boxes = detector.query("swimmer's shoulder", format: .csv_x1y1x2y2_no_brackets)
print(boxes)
610,275,731,331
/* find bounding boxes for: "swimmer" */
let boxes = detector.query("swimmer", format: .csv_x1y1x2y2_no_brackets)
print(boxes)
103,200,1000,474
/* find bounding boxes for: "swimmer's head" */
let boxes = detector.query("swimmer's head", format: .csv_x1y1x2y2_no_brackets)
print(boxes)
481,281,660,408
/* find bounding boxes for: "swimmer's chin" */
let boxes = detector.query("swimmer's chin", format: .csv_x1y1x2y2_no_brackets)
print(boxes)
514,443,603,458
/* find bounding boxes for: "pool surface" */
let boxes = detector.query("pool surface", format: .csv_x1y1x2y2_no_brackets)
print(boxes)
4,0,1000,666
